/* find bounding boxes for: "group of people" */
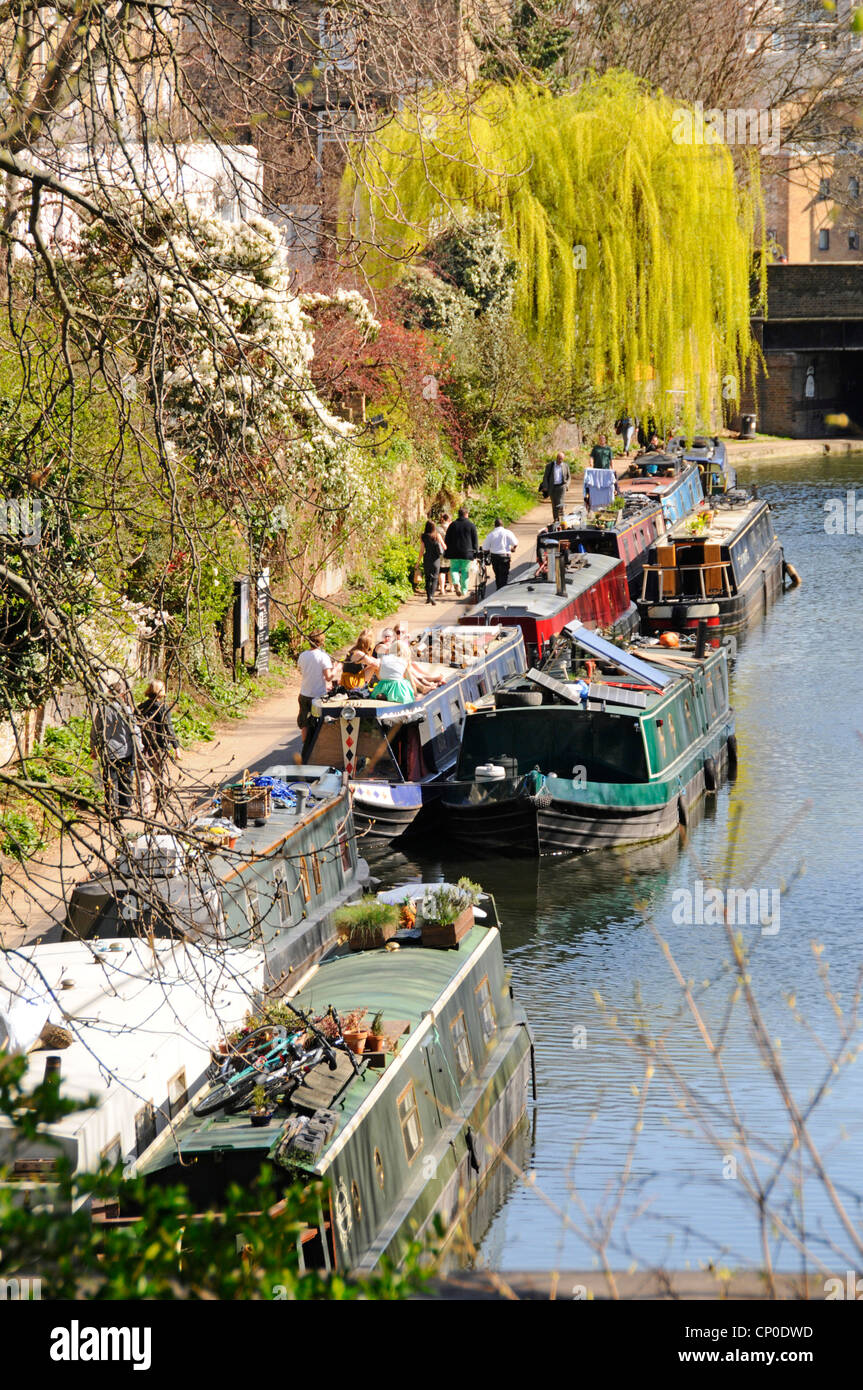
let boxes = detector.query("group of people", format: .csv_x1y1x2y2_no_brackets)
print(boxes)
90,675,180,818
418,507,519,602
297,622,449,752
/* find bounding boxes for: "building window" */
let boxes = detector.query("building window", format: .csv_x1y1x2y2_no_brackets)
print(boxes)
818,228,830,251
167,1069,188,1119
850,177,860,200
850,230,860,251
475,977,497,1046
318,8,356,70
135,1103,156,1157
450,1012,473,1082
101,1134,122,1167
818,178,830,199
397,1082,423,1164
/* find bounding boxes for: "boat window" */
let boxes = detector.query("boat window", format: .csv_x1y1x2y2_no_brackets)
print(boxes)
457,710,649,783
274,866,293,927
397,1082,423,1164
450,1012,473,1082
475,977,497,1046
374,1148,385,1189
167,1069,188,1118
101,1134,122,1167
351,1180,363,1220
299,857,311,903
244,885,262,936
353,722,402,780
311,852,322,895
135,1103,156,1157
339,832,353,872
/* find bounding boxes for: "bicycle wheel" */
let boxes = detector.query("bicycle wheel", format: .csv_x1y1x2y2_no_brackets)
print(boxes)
194,1071,257,1117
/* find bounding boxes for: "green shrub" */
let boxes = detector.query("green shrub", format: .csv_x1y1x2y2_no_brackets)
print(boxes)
0,811,45,860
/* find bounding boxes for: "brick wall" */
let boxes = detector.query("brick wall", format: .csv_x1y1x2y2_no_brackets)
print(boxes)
764,264,863,319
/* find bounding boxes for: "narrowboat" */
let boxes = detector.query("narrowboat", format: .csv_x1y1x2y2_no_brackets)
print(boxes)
617,454,705,526
637,495,787,638
668,435,737,497
64,765,368,989
461,551,639,665
135,890,534,1273
539,495,667,597
0,936,266,1210
439,625,736,857
302,624,526,841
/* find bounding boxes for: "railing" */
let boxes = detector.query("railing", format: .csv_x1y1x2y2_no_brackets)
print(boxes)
640,560,733,603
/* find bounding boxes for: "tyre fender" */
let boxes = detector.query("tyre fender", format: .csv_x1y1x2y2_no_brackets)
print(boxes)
703,755,718,793
727,733,738,776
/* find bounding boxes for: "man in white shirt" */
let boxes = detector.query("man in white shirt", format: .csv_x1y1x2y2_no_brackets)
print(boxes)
481,517,519,590
297,631,336,752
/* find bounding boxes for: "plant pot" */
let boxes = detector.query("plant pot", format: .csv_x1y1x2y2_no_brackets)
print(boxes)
420,905,474,950
364,1033,385,1054
347,922,397,952
250,1110,273,1127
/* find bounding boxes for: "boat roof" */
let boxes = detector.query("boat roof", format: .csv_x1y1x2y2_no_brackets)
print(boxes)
617,458,697,498
468,552,623,621
311,624,523,721
136,922,501,1177
665,496,768,546
564,625,674,687
193,767,347,881
0,938,263,1141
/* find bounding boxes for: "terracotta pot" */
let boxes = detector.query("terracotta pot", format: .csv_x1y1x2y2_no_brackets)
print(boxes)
364,1033,385,1054
343,1030,368,1055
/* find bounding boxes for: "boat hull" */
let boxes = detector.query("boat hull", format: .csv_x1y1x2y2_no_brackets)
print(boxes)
639,540,785,637
441,740,734,858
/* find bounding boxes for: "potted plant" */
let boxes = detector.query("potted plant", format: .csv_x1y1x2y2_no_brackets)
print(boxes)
341,1008,368,1055
334,897,399,951
249,1083,273,1127
364,1011,386,1054
419,878,483,949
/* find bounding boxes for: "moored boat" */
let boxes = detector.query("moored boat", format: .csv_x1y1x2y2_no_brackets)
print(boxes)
0,936,265,1210
460,551,639,664
539,494,667,597
617,454,705,526
64,765,368,989
134,886,534,1273
439,625,736,857
301,625,526,842
637,494,786,638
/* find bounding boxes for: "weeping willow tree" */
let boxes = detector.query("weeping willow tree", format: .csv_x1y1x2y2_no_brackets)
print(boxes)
345,71,764,431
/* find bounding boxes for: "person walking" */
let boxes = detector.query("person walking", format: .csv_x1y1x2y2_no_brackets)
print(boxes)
90,675,143,818
540,453,571,521
418,519,444,605
137,679,180,814
481,517,519,590
437,512,452,595
444,507,479,598
615,411,637,456
297,630,337,754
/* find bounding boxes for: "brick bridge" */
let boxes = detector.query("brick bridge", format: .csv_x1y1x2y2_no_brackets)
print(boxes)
747,264,863,438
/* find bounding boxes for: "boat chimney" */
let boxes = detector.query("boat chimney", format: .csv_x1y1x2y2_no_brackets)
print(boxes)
43,1055,61,1084
695,620,708,659
555,551,567,596
294,784,309,817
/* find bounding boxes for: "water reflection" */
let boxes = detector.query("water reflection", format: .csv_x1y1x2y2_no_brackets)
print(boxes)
373,457,863,1272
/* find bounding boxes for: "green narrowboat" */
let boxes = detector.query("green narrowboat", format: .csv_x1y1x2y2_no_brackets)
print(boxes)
440,625,737,856
135,897,534,1272
63,766,368,989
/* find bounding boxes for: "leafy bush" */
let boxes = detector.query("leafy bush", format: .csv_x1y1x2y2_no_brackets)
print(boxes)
425,213,517,315
0,811,45,859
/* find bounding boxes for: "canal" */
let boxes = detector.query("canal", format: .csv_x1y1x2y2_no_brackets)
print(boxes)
372,453,863,1273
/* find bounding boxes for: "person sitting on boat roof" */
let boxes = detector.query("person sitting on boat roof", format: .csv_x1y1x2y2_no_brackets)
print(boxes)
373,627,395,659
393,629,445,694
370,653,416,704
350,628,381,684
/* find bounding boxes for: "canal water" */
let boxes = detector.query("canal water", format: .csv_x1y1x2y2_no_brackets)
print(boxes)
372,454,863,1273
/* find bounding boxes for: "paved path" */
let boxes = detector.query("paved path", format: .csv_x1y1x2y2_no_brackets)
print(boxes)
1,492,568,948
